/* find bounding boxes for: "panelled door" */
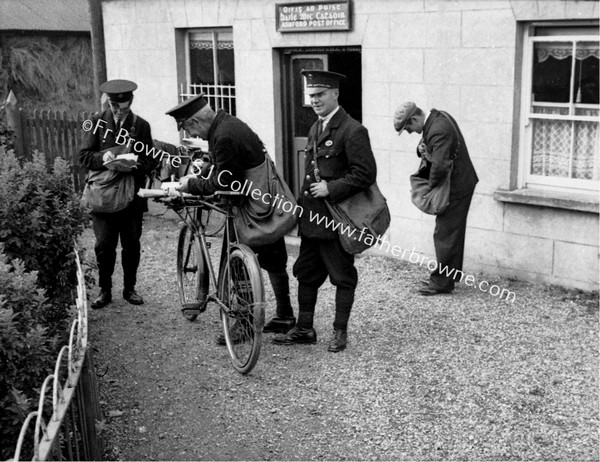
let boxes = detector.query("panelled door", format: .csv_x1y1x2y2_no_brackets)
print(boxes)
288,54,328,196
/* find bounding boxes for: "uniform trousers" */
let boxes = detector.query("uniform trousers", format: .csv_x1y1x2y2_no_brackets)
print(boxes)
251,237,288,273
92,204,143,293
429,192,474,291
252,236,293,318
293,237,357,330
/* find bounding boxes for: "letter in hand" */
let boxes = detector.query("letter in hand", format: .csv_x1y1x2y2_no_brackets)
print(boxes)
103,150,138,172
175,174,196,194
103,150,116,163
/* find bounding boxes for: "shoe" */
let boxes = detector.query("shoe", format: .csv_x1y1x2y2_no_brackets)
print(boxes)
263,316,296,334
327,329,347,352
418,287,453,296
216,319,250,346
272,326,317,345
91,291,111,309
123,289,144,305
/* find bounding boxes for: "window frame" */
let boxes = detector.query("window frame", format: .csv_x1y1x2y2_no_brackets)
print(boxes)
519,22,599,193
180,27,236,116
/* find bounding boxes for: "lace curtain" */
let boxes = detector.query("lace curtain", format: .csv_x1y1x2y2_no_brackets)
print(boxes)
536,41,600,62
531,107,599,180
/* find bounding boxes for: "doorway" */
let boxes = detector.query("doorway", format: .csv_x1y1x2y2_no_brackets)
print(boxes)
280,47,362,196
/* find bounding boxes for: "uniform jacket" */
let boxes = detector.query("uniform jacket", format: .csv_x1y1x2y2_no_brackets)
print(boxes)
188,110,265,196
419,109,478,200
299,106,377,239
79,109,156,197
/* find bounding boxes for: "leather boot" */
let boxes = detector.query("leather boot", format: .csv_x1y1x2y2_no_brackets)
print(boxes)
123,289,144,305
272,326,317,345
264,271,296,333
327,328,347,352
91,290,112,309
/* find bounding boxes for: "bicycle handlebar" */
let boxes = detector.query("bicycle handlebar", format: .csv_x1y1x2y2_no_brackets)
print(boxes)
137,188,244,200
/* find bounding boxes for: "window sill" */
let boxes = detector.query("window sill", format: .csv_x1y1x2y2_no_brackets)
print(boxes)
493,188,599,214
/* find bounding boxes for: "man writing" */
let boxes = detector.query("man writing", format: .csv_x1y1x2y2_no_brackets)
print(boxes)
273,70,377,352
80,79,157,309
166,95,296,340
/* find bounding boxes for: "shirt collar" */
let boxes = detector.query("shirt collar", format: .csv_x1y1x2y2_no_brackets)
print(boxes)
319,105,340,128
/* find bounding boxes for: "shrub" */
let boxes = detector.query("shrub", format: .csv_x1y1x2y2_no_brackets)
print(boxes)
0,140,89,457
0,148,87,336
0,248,58,460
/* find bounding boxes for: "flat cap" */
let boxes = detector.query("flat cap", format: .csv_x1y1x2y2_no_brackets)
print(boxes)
165,94,209,125
99,79,137,102
393,101,417,135
301,69,346,95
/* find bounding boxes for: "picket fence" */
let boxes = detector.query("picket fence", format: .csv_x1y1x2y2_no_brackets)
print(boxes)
4,96,90,192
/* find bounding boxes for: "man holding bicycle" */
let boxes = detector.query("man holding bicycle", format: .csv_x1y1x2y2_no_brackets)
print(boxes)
165,95,296,341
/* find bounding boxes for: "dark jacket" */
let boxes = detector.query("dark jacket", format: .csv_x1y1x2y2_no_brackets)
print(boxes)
79,109,156,192
299,106,377,239
188,110,265,196
420,109,478,200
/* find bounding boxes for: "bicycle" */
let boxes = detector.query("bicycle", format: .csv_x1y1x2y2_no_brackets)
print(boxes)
140,183,265,374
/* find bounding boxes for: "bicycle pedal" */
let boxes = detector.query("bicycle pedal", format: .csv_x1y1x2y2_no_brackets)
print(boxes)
181,302,203,312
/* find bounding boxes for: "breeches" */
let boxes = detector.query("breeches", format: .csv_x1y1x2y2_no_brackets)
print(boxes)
92,207,143,291
293,237,357,290
251,237,288,273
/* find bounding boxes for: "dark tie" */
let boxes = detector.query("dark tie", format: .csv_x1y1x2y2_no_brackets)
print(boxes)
317,119,323,137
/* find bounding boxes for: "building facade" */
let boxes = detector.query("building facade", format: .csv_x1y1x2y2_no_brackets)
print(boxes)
100,0,599,290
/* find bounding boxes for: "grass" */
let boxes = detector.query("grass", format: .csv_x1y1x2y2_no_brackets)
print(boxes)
85,212,598,461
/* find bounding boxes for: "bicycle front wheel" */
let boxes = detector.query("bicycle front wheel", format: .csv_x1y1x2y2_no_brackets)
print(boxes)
176,224,209,321
218,245,265,374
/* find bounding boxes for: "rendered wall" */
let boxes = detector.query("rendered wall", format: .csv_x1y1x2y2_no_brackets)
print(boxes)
101,0,599,290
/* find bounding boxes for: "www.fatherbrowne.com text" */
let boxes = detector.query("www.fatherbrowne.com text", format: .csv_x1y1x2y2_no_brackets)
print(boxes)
82,118,515,303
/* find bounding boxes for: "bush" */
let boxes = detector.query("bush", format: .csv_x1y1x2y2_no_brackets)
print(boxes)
0,140,89,458
0,148,87,335
0,249,58,460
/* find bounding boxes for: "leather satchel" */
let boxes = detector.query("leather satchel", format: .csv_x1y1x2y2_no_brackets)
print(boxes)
81,169,135,213
234,149,298,247
325,183,391,255
409,163,452,215
81,145,136,214
409,111,459,215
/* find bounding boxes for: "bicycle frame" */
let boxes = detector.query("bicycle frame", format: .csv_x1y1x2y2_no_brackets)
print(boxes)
171,191,243,315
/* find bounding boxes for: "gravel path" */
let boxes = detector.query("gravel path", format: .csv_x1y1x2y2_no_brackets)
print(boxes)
86,212,598,461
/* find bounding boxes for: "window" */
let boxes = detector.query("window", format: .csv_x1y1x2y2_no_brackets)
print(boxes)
520,24,599,192
180,28,236,115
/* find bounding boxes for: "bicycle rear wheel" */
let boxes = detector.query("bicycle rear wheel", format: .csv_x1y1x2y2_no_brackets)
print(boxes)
176,224,209,321
218,245,265,374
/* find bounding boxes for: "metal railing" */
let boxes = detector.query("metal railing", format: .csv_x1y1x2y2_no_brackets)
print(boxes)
180,83,236,115
10,251,103,461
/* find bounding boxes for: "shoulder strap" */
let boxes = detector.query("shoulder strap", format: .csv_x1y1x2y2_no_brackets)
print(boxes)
130,113,138,139
438,111,461,160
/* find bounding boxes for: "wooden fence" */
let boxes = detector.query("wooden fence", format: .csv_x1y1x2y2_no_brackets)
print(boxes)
4,91,91,192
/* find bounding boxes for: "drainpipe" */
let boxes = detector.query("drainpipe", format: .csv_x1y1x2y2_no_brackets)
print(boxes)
88,0,107,112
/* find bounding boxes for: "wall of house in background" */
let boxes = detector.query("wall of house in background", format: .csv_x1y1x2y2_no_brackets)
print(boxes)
101,0,599,290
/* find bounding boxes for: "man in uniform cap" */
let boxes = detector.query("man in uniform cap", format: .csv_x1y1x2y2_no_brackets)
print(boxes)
166,95,296,342
273,69,378,352
80,79,158,309
393,101,478,295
